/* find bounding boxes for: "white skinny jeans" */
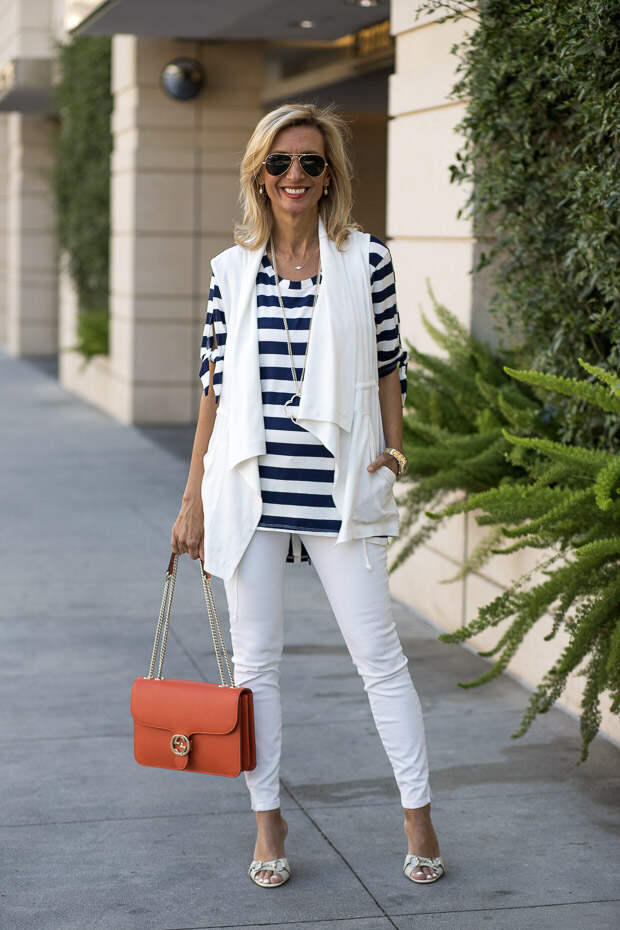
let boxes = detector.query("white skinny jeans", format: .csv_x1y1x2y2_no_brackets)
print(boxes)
223,527,432,812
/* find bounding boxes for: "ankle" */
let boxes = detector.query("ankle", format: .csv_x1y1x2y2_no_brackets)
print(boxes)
255,810,286,838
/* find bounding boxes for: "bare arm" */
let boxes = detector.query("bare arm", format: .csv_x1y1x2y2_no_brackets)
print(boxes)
171,358,218,562
182,364,217,503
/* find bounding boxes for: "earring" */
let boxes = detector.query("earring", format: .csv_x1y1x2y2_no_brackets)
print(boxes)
259,183,264,195
323,185,329,196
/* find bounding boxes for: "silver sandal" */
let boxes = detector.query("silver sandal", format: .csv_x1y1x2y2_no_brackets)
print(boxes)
248,856,291,887
403,853,445,884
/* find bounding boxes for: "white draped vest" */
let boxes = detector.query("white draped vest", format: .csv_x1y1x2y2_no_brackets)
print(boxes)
201,215,400,580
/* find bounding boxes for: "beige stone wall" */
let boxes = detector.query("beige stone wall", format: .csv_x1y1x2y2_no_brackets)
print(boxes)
0,0,54,60
1,0,58,355
386,1,619,746
5,112,57,354
0,115,8,342
60,34,265,424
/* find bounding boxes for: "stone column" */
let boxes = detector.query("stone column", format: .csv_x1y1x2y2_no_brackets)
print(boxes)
387,3,475,631
5,112,57,355
1,0,57,354
80,34,264,425
0,115,9,344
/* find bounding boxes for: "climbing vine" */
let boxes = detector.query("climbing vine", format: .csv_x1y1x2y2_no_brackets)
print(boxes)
52,34,112,359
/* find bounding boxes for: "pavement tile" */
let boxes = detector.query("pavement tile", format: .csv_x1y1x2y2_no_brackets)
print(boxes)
308,793,620,916
0,732,289,826
2,810,382,930
219,921,394,930
392,901,620,929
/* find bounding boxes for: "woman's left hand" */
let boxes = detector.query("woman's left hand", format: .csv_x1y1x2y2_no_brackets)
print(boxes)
367,452,398,477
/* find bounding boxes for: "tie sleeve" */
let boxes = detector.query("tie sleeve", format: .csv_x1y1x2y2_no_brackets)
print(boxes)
370,237,408,407
199,271,227,404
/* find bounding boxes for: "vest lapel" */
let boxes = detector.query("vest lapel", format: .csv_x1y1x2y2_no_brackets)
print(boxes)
294,215,359,445
218,215,367,472
220,246,266,471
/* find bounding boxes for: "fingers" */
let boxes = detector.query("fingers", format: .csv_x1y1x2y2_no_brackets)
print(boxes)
171,523,203,560
367,454,398,476
171,540,201,561
179,536,202,560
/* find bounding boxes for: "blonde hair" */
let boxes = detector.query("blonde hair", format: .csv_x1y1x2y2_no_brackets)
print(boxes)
234,103,361,251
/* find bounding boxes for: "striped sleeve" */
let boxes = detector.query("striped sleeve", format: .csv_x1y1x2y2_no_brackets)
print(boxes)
370,235,408,406
198,271,227,403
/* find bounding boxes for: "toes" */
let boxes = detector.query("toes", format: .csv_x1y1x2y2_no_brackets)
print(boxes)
257,868,283,884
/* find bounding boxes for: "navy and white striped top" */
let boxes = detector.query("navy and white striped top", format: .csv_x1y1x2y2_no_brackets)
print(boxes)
199,235,408,564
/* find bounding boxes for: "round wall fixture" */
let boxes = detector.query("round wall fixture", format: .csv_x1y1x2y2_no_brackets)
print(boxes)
160,58,205,101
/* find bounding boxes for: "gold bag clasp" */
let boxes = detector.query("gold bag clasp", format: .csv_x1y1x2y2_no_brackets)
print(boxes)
170,733,191,757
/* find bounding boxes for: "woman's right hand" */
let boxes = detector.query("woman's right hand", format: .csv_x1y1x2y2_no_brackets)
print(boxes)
171,495,204,563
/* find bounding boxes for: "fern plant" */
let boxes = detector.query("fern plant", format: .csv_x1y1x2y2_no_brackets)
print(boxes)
389,282,557,576
427,360,620,762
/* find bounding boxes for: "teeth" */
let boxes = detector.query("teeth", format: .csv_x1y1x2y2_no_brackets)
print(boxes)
284,188,306,194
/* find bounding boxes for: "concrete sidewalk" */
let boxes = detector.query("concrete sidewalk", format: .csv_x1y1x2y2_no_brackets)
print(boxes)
2,347,619,930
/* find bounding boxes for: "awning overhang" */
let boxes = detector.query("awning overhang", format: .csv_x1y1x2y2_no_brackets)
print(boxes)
0,58,54,114
70,0,388,41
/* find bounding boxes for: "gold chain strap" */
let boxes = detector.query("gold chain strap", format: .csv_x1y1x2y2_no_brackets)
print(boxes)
145,554,235,687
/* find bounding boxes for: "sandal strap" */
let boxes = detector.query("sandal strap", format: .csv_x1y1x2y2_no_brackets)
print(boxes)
249,857,290,877
404,853,444,872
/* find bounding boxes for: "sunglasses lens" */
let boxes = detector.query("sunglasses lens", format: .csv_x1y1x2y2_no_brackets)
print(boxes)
299,155,326,177
264,154,291,176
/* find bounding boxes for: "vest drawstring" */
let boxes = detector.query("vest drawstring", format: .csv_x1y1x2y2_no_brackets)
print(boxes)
362,538,372,571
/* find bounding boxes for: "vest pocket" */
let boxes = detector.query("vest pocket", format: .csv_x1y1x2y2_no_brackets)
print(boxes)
376,464,397,485
350,413,397,526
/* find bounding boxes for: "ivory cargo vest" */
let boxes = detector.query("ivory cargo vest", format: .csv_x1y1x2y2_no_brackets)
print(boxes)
201,215,400,580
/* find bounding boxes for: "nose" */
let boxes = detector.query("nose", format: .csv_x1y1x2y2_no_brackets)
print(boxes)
283,155,305,182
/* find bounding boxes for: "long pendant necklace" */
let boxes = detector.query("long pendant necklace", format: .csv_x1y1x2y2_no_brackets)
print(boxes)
269,236,322,423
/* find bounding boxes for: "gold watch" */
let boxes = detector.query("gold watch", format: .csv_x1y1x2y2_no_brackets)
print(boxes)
384,447,408,476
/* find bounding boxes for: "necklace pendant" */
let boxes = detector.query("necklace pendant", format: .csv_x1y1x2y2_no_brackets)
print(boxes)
294,264,302,270
283,393,300,421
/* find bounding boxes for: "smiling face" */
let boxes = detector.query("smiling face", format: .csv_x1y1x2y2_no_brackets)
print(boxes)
259,124,329,219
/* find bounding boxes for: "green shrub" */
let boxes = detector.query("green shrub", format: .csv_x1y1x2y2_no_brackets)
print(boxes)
52,35,112,360
415,0,620,450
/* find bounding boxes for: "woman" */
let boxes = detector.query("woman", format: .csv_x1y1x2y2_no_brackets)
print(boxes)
171,103,444,889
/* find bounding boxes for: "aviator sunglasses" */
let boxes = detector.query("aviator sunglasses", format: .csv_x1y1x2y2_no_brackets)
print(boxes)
262,152,328,178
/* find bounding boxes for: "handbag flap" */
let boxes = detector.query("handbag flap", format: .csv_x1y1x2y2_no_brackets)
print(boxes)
131,676,245,736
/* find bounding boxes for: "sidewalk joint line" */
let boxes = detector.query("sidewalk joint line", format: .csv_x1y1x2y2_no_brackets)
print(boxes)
157,915,389,930
392,897,620,917
279,775,400,930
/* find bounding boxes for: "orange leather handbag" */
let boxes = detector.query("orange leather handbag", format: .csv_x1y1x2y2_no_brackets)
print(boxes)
130,552,256,777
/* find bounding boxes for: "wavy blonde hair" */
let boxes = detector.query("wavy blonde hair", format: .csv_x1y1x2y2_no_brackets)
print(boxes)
234,103,360,251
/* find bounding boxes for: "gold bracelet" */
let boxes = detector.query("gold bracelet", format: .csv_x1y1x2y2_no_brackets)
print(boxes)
384,447,408,476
